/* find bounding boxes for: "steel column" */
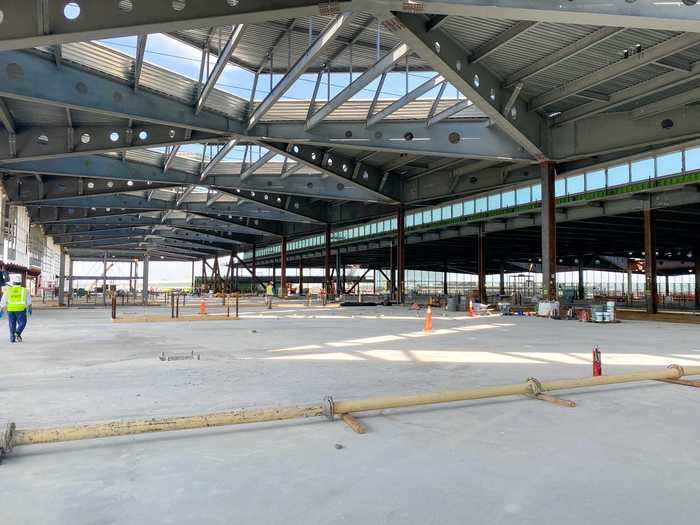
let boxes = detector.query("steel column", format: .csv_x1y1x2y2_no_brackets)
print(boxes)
541,161,557,300
142,255,149,304
397,205,405,304
578,257,585,300
477,229,486,303
499,261,505,295
644,209,658,314
298,257,304,294
58,246,66,306
280,236,287,298
695,243,700,308
324,224,332,297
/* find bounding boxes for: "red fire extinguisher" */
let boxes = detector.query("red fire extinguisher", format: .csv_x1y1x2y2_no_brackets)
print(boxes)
593,346,602,376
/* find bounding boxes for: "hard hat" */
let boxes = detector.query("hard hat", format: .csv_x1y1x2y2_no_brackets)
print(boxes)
10,274,22,284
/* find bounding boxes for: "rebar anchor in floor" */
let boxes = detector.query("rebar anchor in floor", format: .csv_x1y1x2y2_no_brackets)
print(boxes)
526,377,576,408
323,396,368,434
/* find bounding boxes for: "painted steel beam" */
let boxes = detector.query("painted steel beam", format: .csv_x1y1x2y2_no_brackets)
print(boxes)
366,74,444,127
196,25,246,114
504,27,625,88
470,21,539,64
306,43,410,130
258,120,533,162
200,138,237,181
0,51,241,134
631,86,700,120
261,141,400,204
20,192,320,225
248,13,354,129
530,33,700,111
0,126,221,163
386,0,700,34
389,12,546,160
550,105,700,160
0,1,340,51
1,154,377,204
553,64,700,125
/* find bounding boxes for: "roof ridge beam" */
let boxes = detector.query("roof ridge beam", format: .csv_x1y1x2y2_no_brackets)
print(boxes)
247,12,354,129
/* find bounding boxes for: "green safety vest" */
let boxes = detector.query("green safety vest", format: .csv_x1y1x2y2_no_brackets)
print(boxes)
5,285,27,312
266,285,273,295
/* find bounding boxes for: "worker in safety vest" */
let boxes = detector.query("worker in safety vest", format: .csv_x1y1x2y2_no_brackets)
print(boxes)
0,274,32,343
265,281,274,309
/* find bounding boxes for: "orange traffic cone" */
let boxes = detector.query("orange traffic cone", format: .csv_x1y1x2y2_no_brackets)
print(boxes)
424,305,433,332
199,301,206,315
468,299,475,317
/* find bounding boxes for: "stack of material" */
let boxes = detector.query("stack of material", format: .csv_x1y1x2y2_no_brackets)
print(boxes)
591,301,617,323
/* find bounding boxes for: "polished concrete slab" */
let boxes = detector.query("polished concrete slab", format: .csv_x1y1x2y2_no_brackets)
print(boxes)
1,302,699,524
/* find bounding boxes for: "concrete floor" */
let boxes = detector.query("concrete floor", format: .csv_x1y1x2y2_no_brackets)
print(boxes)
1,301,699,524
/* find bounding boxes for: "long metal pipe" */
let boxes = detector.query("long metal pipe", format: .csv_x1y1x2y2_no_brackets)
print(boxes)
4,365,698,454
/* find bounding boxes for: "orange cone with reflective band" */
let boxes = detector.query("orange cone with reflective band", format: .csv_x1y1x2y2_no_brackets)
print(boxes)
468,300,475,317
199,301,206,315
424,305,433,332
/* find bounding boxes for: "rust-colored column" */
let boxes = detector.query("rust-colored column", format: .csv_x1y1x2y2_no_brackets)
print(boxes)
397,205,406,304
477,228,486,304
541,161,557,299
644,208,658,314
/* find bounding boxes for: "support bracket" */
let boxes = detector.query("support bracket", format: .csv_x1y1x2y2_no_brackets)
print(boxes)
323,395,336,420
526,377,576,408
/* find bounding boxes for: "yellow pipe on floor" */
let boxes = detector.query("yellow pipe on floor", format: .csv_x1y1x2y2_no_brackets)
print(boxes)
6,365,699,452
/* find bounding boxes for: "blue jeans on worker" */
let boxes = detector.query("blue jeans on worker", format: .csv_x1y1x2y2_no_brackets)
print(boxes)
8,310,27,342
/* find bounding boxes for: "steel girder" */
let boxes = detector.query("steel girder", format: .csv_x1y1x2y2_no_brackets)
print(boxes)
1,153,394,204
0,126,221,163
37,211,278,237
388,12,546,160
0,51,241,135
259,141,401,204
255,120,531,162
529,33,700,111
550,105,700,160
553,64,700,126
0,1,343,51
371,0,700,33
18,192,323,225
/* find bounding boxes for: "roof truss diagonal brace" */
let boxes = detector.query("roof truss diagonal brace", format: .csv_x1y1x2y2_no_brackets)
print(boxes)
240,150,277,181
133,34,148,91
0,51,240,135
200,138,237,181
366,74,444,127
247,12,355,129
530,32,700,111
388,12,544,161
196,25,246,114
305,42,410,130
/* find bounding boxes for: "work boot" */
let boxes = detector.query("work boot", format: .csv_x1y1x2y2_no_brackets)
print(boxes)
15,333,22,343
